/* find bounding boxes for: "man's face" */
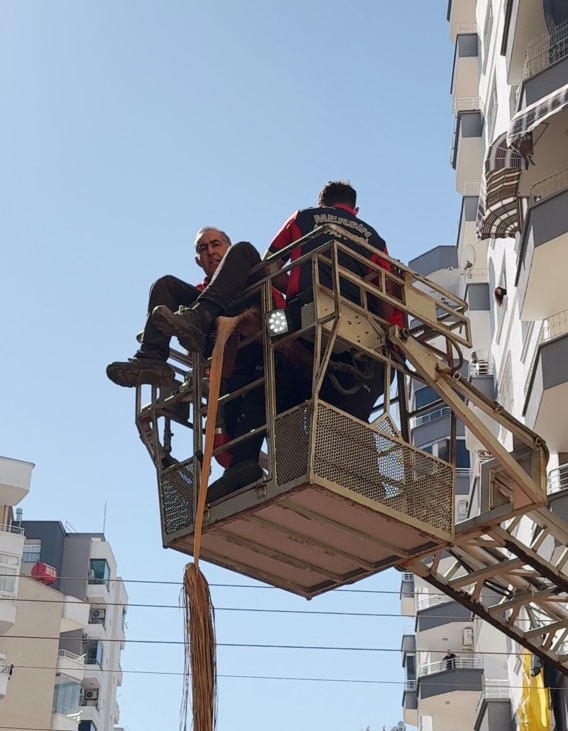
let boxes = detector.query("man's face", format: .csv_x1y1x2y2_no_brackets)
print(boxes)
195,230,230,278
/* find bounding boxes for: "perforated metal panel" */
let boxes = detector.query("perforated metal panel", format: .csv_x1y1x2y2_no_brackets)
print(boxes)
274,406,311,486
159,459,195,536
313,403,454,533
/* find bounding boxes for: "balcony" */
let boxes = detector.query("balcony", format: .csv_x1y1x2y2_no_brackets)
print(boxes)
52,709,82,731
61,595,90,634
79,700,101,729
448,0,476,42
451,100,483,195
57,649,85,683
0,456,33,507
517,169,568,321
0,654,11,701
524,310,568,450
475,679,514,731
411,407,451,429
86,579,109,604
457,190,484,257
416,596,474,649
522,22,568,106
547,463,568,525
503,0,549,85
418,656,483,730
451,30,479,100
403,679,418,727
400,572,415,616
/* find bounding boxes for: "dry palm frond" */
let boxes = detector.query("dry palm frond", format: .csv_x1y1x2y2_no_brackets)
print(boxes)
180,309,260,731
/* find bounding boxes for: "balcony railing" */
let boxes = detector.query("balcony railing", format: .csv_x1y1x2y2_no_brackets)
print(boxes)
523,20,568,80
469,360,493,377
476,679,511,714
0,523,24,535
58,649,85,665
453,96,481,114
53,705,82,721
416,592,453,612
465,268,489,283
524,309,568,397
529,167,568,208
548,464,568,494
419,655,482,676
412,407,451,428
456,23,478,35
401,572,414,582
404,679,417,691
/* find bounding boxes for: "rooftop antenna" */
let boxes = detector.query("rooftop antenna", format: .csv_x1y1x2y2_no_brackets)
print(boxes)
102,501,108,534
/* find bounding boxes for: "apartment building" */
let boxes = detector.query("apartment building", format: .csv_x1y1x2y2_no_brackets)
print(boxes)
0,455,34,704
13,522,129,731
0,454,128,731
400,1,568,729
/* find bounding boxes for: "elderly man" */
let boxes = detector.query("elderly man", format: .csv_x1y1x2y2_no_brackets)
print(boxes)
107,227,278,494
106,227,259,387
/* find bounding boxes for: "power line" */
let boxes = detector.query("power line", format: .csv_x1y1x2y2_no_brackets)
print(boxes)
1,665,564,690
5,597,502,621
4,573,459,598
0,635,548,656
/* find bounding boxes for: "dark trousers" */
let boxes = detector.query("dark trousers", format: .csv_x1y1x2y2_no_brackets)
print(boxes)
138,242,265,465
138,242,262,361
280,348,386,424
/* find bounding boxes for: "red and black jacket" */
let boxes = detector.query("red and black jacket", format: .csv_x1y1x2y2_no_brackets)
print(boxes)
268,204,403,327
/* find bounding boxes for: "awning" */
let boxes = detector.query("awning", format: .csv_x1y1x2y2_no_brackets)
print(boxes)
507,82,568,160
476,131,527,241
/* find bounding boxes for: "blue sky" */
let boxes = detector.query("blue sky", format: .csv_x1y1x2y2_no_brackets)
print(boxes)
0,2,459,729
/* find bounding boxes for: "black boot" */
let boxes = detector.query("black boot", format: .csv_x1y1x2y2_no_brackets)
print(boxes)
106,356,175,388
151,303,216,354
207,459,263,503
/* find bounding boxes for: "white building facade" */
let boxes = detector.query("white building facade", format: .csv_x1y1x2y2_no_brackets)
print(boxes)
401,1,568,729
0,455,128,731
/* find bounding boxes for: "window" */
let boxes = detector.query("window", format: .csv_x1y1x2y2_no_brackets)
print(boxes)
0,552,20,598
422,439,450,462
121,610,127,632
456,439,471,469
486,78,498,143
406,654,416,682
84,641,104,667
414,386,440,410
52,674,81,716
482,2,494,74
88,559,110,589
22,543,41,564
79,723,97,731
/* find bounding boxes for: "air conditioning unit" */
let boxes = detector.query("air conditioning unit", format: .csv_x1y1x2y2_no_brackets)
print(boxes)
457,499,469,520
85,689,99,701
463,626,474,650
92,609,103,618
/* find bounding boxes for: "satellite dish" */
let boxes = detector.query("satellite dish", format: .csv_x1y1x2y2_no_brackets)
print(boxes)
460,245,476,272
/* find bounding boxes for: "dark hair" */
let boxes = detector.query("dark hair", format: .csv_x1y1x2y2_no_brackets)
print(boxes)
318,181,357,209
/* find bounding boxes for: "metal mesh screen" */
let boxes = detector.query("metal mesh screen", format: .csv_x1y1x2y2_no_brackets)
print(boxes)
159,459,195,536
314,403,453,533
274,405,311,486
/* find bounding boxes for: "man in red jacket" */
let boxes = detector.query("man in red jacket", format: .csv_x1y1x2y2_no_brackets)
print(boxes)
265,180,403,423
